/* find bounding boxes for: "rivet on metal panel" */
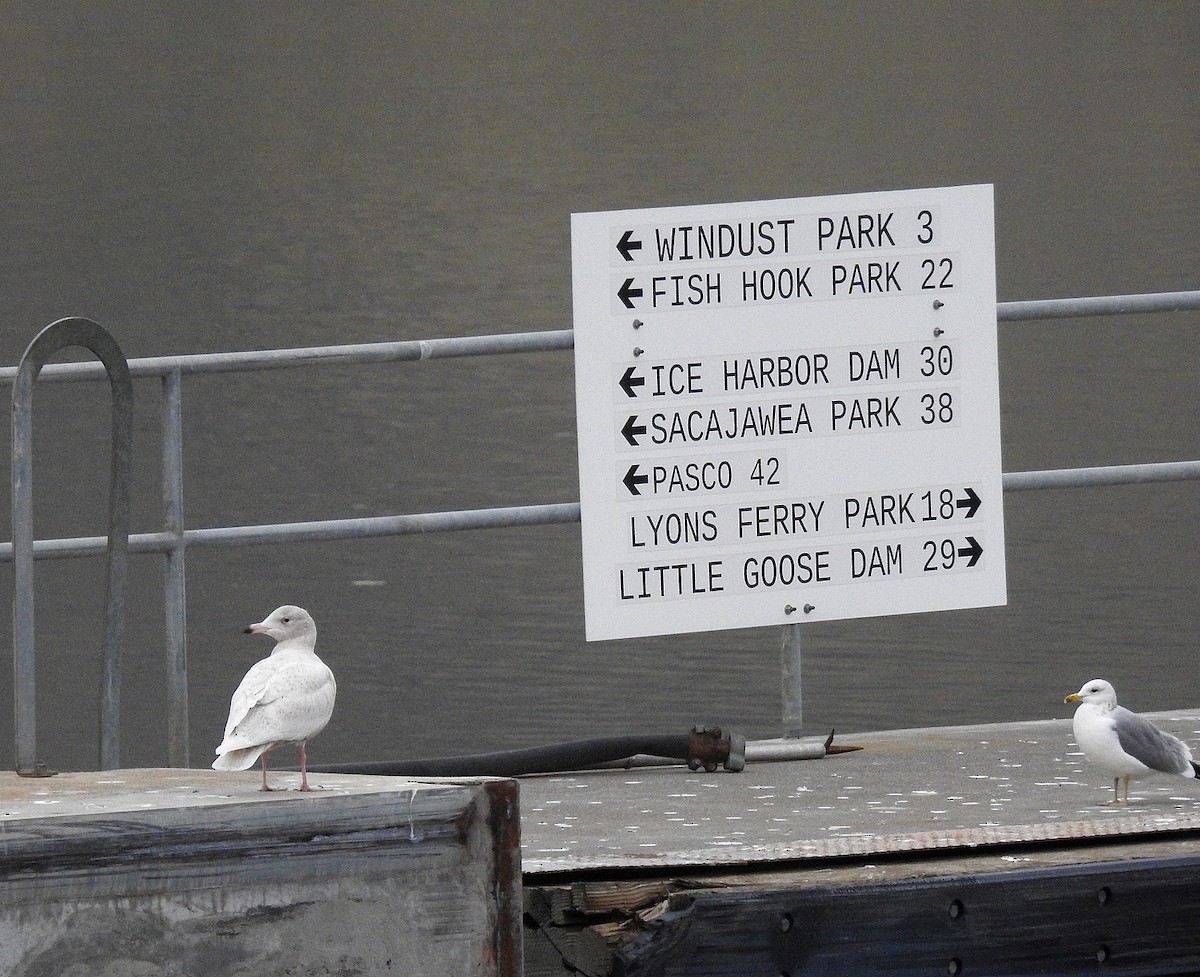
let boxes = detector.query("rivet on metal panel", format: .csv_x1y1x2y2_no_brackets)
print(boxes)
948,899,964,919
784,604,796,615
947,958,962,975
632,319,643,329
779,912,793,933
633,347,644,357
1097,886,1112,905
1096,945,1111,963
933,299,945,310
803,604,815,614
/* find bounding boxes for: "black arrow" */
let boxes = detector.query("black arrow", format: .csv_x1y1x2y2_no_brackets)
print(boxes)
619,366,644,398
618,278,643,309
616,230,643,262
621,415,646,446
623,465,649,496
957,536,983,567
956,487,982,519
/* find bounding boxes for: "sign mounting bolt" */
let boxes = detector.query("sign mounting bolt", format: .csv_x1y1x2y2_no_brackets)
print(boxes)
933,299,945,310
632,347,644,357
784,604,796,615
632,319,643,330
933,327,945,337
804,604,815,614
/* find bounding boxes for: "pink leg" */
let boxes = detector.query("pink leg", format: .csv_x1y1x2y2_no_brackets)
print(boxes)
298,743,312,792
259,753,280,792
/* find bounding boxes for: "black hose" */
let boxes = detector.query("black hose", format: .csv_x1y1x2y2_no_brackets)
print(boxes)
308,734,695,778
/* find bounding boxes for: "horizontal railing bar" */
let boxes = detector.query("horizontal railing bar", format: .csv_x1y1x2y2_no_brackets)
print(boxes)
182,501,584,547
1,291,1197,384
996,290,1200,321
2,461,1196,562
0,502,585,561
0,329,576,383
1002,460,1200,490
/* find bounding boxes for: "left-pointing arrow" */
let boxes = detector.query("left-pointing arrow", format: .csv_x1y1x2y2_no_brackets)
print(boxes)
957,536,983,567
618,278,643,309
617,230,643,262
624,465,649,495
622,415,647,446
619,367,644,398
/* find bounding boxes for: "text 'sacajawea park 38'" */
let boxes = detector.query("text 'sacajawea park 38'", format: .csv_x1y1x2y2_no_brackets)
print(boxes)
572,184,1006,641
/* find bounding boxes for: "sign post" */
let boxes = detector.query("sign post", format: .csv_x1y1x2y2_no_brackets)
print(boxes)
572,184,1006,643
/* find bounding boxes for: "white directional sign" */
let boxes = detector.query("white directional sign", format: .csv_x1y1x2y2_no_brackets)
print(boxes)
572,184,1006,641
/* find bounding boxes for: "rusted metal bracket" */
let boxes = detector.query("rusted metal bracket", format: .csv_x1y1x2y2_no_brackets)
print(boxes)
687,725,746,773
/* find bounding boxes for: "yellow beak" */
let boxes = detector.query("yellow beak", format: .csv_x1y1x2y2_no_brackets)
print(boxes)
1064,693,1082,703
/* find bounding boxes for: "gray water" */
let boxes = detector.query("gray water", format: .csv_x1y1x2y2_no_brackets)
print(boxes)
1,2,1197,772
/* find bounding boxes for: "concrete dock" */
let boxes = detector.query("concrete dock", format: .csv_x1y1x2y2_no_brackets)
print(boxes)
521,712,1200,976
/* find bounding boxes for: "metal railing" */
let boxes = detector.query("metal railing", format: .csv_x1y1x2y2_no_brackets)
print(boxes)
10,319,132,776
5,289,1199,772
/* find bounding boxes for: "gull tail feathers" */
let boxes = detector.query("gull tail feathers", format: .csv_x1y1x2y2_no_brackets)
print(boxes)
212,743,270,772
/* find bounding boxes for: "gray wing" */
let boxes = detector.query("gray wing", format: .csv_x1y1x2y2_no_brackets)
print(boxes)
1112,707,1192,775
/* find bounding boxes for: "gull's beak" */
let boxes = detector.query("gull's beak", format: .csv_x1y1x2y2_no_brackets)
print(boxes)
244,621,270,635
1064,692,1082,703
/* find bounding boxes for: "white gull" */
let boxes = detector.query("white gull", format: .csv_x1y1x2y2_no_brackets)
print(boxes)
1064,678,1199,804
213,605,336,791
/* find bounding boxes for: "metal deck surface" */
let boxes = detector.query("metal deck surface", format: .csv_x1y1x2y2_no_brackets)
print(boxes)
520,712,1200,874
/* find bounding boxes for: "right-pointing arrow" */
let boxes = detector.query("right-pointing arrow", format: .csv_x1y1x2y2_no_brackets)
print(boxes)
956,487,982,519
958,536,983,567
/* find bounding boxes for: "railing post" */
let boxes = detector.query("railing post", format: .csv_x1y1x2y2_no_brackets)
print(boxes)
781,623,803,738
162,367,189,767
11,318,132,774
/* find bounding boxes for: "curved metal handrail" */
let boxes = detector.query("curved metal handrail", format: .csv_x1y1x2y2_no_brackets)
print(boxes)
11,318,132,775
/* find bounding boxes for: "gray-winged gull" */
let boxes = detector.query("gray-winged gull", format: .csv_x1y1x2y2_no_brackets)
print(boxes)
1064,678,1200,804
213,605,337,791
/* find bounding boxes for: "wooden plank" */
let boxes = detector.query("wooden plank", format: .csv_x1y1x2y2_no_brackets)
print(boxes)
524,887,613,977
571,879,673,916
612,850,1200,976
525,838,1200,975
